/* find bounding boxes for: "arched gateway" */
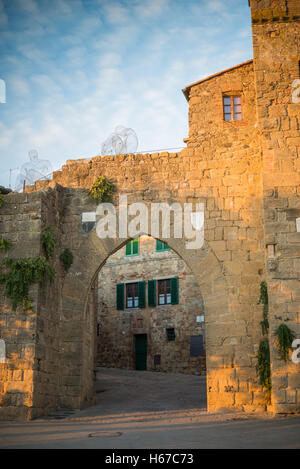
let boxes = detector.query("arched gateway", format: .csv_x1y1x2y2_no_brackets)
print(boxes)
0,0,300,419
0,178,265,419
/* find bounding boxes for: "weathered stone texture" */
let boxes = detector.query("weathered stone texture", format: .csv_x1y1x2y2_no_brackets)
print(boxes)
0,190,64,419
251,0,300,413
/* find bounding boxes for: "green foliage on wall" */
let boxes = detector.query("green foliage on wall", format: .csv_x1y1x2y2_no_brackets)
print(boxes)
89,176,116,203
258,280,269,335
275,323,295,362
60,248,74,273
0,236,12,251
0,256,55,311
41,225,57,259
0,194,5,208
256,338,271,403
256,281,271,404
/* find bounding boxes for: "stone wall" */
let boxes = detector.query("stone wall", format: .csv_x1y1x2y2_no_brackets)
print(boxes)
33,188,64,417
97,235,206,375
0,189,65,419
250,0,300,412
0,192,41,419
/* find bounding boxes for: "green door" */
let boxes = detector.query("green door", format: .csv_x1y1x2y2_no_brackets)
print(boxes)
135,334,147,370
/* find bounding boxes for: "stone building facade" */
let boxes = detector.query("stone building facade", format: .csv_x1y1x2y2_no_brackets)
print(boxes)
0,0,299,420
97,236,206,374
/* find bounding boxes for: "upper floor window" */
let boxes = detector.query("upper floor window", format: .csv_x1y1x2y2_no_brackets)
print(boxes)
125,238,139,256
158,279,172,305
156,240,170,252
126,282,139,308
117,281,146,310
223,95,242,121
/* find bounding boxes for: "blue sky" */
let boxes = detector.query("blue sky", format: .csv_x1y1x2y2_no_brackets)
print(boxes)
0,0,253,188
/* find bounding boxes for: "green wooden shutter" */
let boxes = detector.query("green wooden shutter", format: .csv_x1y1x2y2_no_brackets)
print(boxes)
132,238,139,255
125,242,132,256
116,283,124,310
148,279,156,307
171,277,179,305
156,240,170,251
138,281,146,308
125,238,139,256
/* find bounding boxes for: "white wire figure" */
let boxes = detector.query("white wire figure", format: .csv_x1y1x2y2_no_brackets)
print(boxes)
101,126,138,156
14,150,53,192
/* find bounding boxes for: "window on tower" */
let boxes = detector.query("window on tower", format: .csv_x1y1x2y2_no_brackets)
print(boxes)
223,94,242,121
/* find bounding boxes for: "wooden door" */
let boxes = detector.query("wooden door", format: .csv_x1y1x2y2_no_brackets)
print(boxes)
135,334,147,370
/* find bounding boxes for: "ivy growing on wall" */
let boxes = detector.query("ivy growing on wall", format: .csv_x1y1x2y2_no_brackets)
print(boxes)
0,236,12,251
258,280,269,336
0,194,5,208
275,323,295,362
256,280,271,404
256,338,271,402
60,248,74,273
89,176,116,203
0,256,55,311
0,225,57,311
41,225,57,259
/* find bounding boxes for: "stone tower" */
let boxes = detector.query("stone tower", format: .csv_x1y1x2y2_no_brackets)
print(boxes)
250,0,300,412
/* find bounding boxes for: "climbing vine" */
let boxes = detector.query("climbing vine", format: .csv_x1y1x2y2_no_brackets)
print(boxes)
0,194,4,208
89,176,116,203
41,225,57,259
0,236,12,251
275,323,295,362
60,248,74,273
256,280,271,404
0,256,55,311
256,338,272,403
258,280,269,335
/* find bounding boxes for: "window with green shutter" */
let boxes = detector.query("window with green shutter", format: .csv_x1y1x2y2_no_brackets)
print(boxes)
126,282,138,308
157,278,179,305
158,279,171,305
156,240,170,252
116,283,124,310
125,281,145,308
148,279,156,307
125,238,139,256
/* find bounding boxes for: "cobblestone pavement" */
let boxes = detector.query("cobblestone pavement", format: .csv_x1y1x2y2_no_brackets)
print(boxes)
0,368,300,449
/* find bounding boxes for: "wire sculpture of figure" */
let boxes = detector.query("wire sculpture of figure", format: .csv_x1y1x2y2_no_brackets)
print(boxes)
14,150,53,192
101,126,138,156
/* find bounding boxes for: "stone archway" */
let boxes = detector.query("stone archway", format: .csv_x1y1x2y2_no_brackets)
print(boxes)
0,180,267,420
57,191,230,413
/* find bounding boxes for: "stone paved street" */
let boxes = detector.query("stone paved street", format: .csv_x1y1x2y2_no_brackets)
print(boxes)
0,368,300,449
